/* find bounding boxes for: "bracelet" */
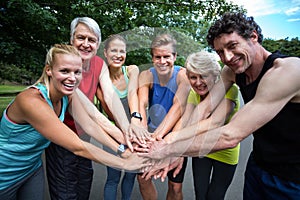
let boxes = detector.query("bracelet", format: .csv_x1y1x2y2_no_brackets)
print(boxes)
131,112,142,121
117,144,127,155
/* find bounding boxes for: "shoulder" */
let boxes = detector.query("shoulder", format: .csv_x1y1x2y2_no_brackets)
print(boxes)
176,67,189,83
126,64,139,74
140,68,152,78
258,56,300,103
139,69,153,87
273,56,300,69
10,88,49,123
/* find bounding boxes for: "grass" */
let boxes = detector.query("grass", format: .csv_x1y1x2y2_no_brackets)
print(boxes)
0,85,26,95
0,85,26,117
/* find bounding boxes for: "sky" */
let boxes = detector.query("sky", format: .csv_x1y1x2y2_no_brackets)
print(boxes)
227,0,300,40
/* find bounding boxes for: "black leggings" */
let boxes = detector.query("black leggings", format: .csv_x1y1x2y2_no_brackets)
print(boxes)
192,157,237,200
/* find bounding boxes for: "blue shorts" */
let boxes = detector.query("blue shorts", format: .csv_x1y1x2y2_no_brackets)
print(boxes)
244,153,300,200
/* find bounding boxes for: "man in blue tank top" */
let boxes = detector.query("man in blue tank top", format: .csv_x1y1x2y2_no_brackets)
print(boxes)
137,33,190,200
141,12,300,200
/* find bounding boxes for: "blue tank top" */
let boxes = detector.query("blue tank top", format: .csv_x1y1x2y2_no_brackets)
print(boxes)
0,83,68,190
147,65,180,132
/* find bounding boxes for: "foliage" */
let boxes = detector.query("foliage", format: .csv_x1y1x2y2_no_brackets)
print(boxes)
0,62,38,85
262,37,300,57
0,0,245,83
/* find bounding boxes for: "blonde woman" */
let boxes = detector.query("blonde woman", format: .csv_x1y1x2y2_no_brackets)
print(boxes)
0,44,149,200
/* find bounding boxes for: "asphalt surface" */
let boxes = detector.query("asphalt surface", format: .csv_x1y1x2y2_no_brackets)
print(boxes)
90,135,253,200
44,134,253,200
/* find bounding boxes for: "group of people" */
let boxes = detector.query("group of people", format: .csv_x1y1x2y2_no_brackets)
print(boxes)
1,11,300,200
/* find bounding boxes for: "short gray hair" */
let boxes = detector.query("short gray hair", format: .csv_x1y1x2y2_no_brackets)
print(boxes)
70,17,101,43
185,50,221,82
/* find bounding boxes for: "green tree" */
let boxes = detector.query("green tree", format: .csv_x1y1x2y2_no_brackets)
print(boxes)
0,0,244,83
263,37,300,57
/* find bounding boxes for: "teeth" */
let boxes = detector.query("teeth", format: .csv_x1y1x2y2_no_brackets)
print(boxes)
64,83,75,88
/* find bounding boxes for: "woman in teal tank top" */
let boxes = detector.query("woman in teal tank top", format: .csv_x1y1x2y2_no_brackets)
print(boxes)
96,34,148,200
0,44,149,199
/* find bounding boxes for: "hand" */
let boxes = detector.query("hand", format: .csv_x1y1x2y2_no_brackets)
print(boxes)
128,123,153,146
133,142,150,153
138,139,170,160
141,157,182,181
123,152,152,172
120,148,132,158
158,157,184,182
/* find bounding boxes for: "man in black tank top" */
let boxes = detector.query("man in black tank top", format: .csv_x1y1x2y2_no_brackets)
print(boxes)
139,12,300,200
199,12,300,200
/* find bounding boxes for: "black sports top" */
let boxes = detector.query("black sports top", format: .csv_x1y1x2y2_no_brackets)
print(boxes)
236,51,300,183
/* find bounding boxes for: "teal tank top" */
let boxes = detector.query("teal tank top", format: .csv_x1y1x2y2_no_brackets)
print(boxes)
0,83,68,190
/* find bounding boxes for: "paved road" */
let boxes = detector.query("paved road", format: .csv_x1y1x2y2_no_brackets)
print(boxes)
44,135,252,200
45,94,252,200
90,135,253,200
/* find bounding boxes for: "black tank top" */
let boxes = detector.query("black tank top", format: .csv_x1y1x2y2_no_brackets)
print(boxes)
236,51,300,183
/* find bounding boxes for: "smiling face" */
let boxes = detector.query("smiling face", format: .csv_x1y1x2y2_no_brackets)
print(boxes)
71,23,99,61
214,32,256,74
104,38,126,69
187,71,216,98
47,53,82,97
152,44,177,76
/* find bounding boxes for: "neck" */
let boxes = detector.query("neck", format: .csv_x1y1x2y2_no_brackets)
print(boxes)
82,60,90,72
109,66,123,80
157,68,174,86
245,46,271,84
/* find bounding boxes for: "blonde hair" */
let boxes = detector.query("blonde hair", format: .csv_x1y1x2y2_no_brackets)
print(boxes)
35,44,81,94
185,51,221,82
150,34,177,56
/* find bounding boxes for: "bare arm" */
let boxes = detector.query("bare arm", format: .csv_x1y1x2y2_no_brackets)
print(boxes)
126,65,151,144
174,58,300,157
76,89,125,144
188,66,235,125
12,90,146,171
166,97,235,145
127,65,140,118
153,69,190,140
99,62,130,134
138,70,151,128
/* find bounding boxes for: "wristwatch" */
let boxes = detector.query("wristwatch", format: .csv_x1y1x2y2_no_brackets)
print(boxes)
117,144,127,155
131,112,142,121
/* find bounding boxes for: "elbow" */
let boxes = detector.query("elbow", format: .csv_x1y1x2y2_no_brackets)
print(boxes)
222,133,240,149
71,144,86,157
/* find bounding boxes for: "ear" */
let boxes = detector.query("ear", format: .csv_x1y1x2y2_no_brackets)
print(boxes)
251,30,259,42
45,65,52,76
173,52,177,61
104,49,108,58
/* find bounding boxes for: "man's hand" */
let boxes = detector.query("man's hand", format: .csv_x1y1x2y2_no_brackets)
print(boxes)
138,139,170,160
128,123,153,146
141,157,184,181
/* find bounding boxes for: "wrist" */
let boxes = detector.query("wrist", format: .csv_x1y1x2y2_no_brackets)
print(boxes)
121,149,131,158
117,144,128,156
131,112,142,121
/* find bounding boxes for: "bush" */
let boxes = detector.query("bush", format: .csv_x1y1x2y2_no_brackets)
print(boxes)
0,62,38,85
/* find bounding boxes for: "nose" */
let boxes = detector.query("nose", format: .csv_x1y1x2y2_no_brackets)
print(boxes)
223,49,234,63
159,57,166,64
69,72,76,81
195,77,204,85
83,38,89,47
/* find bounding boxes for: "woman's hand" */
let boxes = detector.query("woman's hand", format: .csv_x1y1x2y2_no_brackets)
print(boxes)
123,152,152,172
128,123,153,146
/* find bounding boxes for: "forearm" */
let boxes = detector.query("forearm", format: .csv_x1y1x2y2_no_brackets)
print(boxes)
75,140,125,169
168,126,240,157
153,105,182,139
